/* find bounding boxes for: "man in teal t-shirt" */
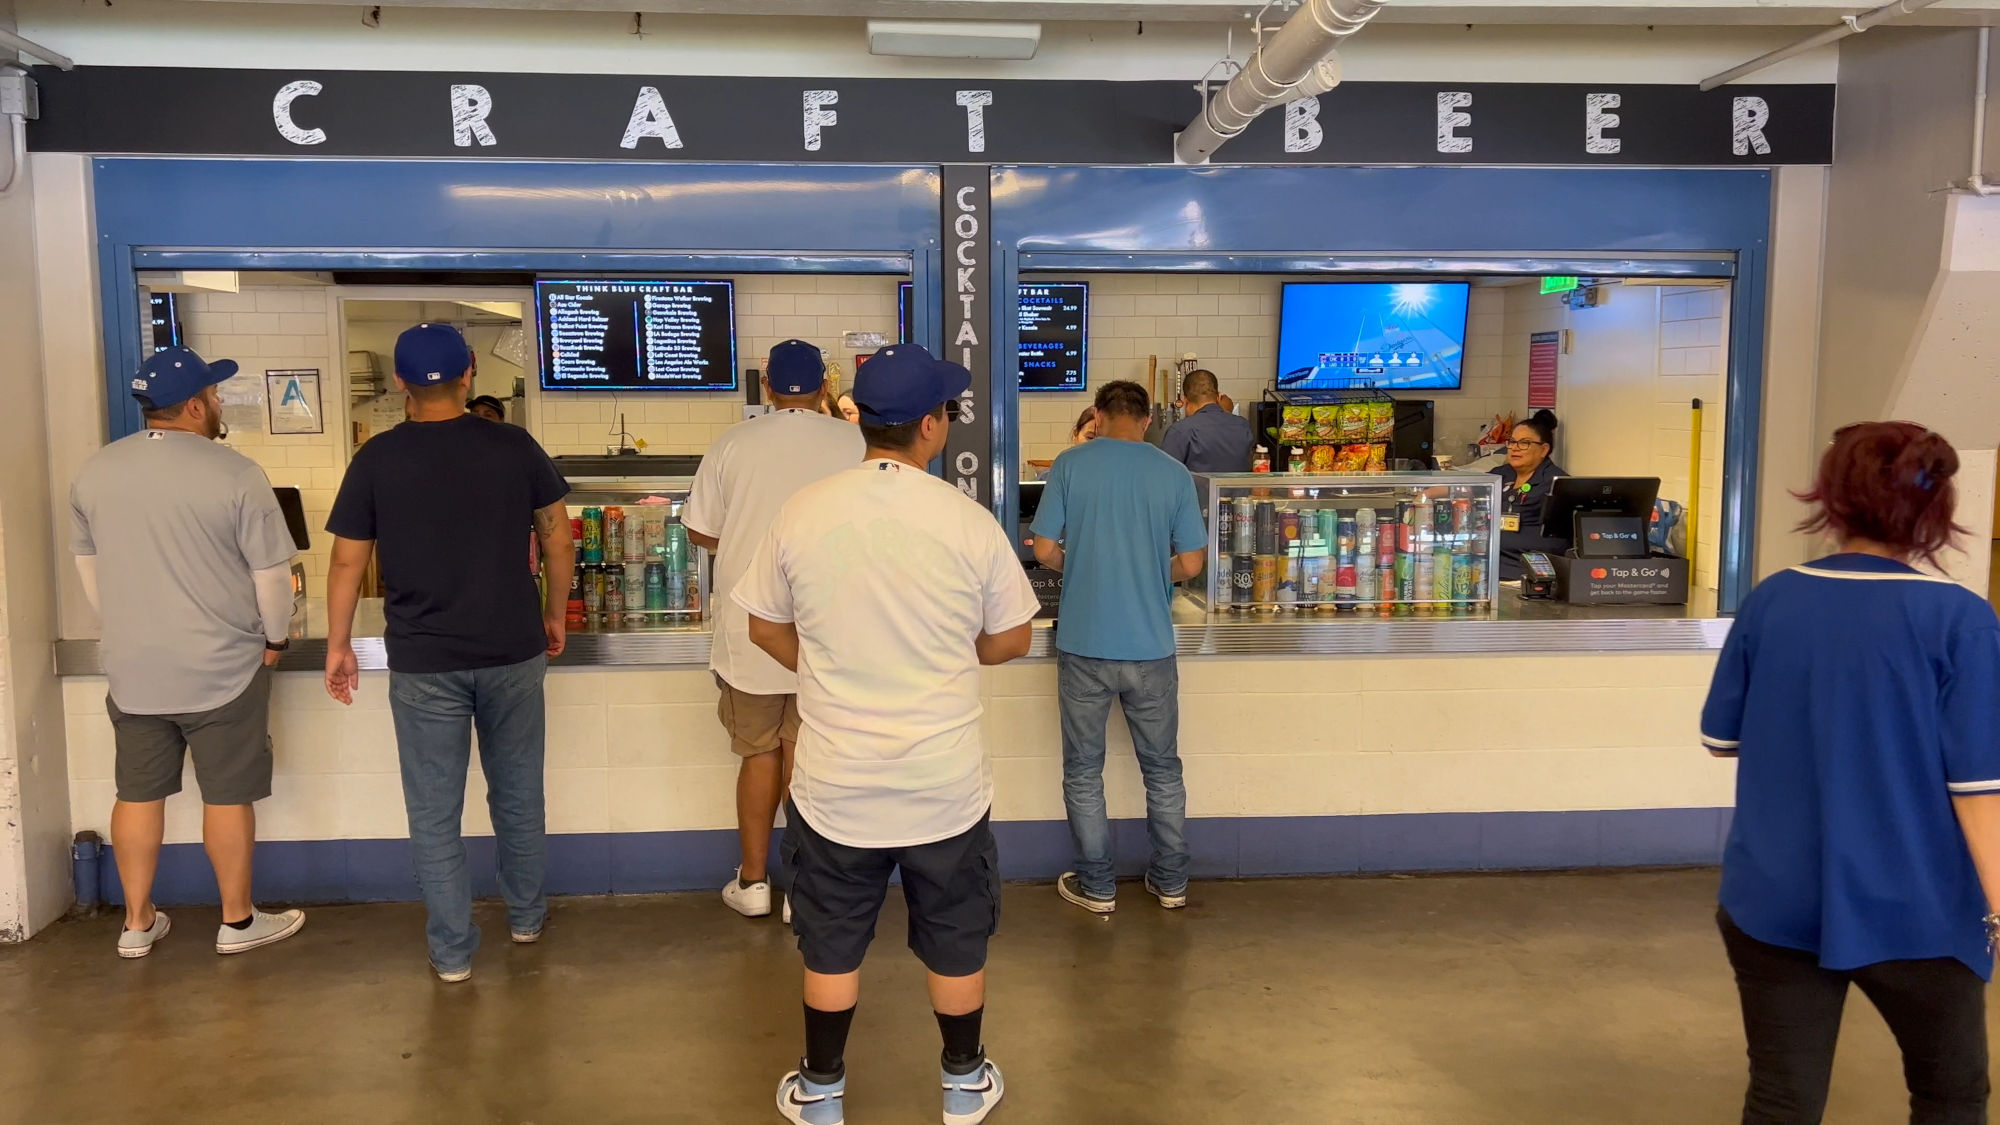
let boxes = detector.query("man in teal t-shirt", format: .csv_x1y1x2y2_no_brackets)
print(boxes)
1030,380,1208,914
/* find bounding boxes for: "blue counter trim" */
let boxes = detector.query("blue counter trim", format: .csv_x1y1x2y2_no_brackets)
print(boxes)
100,808,1731,906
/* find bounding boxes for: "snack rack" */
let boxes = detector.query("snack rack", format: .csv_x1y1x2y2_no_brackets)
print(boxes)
1266,388,1399,473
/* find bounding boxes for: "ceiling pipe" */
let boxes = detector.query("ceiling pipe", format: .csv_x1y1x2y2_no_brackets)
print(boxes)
1174,0,1386,166
0,28,75,70
1698,0,1945,92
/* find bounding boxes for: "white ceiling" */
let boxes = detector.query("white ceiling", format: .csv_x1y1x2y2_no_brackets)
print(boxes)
180,0,2000,26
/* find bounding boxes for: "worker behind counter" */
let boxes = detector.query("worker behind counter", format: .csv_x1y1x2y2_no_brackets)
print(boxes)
1492,409,1571,581
1162,369,1253,474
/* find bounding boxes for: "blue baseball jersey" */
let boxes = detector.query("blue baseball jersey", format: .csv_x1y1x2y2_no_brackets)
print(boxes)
1703,552,2000,978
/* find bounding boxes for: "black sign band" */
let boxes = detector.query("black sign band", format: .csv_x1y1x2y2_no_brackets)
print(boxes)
941,165,993,515
27,67,1834,166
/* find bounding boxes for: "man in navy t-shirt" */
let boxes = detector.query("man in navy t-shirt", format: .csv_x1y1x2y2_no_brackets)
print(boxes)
1031,379,1208,914
324,323,573,982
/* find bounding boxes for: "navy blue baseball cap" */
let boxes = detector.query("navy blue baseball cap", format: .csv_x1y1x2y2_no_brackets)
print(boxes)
852,344,971,426
394,323,473,386
131,347,239,410
767,340,826,396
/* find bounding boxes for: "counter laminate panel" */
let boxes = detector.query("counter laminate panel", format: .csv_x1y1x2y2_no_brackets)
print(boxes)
54,590,1728,675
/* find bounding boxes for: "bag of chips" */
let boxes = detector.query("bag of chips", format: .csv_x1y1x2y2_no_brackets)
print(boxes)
1366,443,1388,471
1281,405,1311,445
1307,445,1338,473
1337,444,1373,472
1339,403,1370,442
1369,400,1396,441
1311,406,1341,443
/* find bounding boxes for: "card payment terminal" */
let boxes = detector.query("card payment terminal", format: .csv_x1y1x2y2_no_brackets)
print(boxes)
1519,551,1558,599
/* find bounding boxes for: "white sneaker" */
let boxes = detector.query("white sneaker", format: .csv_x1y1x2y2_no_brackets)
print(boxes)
942,1059,1005,1125
723,868,773,918
116,911,171,959
214,908,305,955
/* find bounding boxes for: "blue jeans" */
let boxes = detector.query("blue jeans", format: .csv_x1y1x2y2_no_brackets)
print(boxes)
389,654,548,970
1056,652,1188,899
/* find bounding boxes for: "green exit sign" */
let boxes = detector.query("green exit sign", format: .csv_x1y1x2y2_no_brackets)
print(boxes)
1540,276,1581,295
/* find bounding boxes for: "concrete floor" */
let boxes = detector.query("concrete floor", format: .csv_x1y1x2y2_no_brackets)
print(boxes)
0,870,1967,1124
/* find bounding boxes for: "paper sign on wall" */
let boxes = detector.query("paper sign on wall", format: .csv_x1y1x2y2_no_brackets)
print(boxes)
266,369,324,435
217,375,267,434
1527,331,1560,410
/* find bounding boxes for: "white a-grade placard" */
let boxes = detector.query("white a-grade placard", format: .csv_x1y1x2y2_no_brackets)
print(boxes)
266,369,324,434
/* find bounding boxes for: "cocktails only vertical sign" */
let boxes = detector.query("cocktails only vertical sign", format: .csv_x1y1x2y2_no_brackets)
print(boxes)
941,165,993,514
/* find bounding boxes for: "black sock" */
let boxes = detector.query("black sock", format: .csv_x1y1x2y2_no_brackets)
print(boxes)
223,914,254,930
936,1007,985,1075
802,1003,855,1082
740,875,761,890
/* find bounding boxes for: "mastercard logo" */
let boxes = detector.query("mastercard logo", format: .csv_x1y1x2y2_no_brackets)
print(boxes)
1588,532,1601,540
1591,568,1609,579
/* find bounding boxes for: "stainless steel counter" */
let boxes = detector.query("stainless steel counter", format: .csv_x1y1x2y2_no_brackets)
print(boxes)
53,588,1728,676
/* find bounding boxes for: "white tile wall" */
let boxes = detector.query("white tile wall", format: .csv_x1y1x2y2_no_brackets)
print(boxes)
1016,276,1517,470
532,275,899,456
63,651,1730,845
1655,285,1730,590
177,286,346,584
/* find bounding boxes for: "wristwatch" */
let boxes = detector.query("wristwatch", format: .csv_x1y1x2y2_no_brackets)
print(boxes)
265,639,291,653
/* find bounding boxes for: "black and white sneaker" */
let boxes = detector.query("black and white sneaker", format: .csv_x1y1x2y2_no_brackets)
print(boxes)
776,1067,845,1125
1057,872,1115,914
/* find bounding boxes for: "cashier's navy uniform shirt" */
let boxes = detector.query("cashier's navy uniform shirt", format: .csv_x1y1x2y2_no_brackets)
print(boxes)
327,415,570,673
1702,553,2000,978
1491,458,1568,580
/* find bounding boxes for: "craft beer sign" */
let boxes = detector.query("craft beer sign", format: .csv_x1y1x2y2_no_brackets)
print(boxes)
28,68,1834,165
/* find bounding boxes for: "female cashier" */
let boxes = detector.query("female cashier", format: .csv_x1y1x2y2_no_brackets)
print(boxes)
1491,409,1568,580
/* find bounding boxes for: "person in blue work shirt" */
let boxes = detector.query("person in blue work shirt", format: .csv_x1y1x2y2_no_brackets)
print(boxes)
1701,420,2000,1125
1032,379,1208,914
1162,368,1254,474
1492,409,1569,579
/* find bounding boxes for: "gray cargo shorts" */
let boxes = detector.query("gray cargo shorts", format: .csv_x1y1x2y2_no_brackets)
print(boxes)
107,665,275,805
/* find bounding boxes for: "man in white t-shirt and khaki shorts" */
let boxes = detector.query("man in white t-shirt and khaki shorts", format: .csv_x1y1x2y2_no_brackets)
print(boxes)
735,343,1039,1125
683,340,864,920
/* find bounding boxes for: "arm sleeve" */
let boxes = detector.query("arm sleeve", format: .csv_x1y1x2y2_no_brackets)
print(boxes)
526,437,571,511
1161,422,1191,465
1699,604,1754,755
68,484,95,557
1169,468,1208,555
75,555,99,613
1027,459,1066,543
981,520,1042,634
729,520,795,624
252,564,293,643
1943,620,2000,792
237,467,299,571
680,445,725,539
325,449,377,542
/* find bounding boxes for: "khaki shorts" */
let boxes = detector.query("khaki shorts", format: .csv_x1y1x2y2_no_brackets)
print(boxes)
715,674,800,758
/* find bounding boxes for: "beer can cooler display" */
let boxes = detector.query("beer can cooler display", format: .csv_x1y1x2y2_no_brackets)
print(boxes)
1232,497,1255,555
1251,555,1280,603
604,508,625,564
644,562,668,610
581,507,604,564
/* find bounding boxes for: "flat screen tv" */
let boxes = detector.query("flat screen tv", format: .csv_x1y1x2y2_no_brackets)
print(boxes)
1277,282,1470,392
1017,281,1088,392
537,278,737,392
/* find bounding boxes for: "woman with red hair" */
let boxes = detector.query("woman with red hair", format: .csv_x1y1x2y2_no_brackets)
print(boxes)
1703,421,2000,1124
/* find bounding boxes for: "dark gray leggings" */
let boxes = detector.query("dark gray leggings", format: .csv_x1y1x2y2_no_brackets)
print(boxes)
1719,908,1990,1125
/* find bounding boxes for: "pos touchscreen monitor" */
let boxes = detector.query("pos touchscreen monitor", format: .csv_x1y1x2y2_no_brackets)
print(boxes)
1541,476,1660,557
537,278,737,392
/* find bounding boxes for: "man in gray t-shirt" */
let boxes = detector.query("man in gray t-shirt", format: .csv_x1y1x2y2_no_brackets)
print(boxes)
69,347,307,960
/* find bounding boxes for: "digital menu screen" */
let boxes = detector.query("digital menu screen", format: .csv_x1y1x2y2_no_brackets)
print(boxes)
536,278,737,392
1018,282,1088,392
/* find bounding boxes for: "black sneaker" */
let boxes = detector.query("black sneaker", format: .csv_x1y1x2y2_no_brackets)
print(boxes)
1057,872,1115,914
1144,876,1188,910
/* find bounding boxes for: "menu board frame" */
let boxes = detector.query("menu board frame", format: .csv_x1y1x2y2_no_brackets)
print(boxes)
1017,280,1089,394
535,276,739,393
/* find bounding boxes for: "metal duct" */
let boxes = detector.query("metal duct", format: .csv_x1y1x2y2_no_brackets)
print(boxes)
1174,0,1386,166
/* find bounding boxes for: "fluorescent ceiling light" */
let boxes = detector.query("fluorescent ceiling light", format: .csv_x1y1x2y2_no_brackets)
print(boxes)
867,20,1041,61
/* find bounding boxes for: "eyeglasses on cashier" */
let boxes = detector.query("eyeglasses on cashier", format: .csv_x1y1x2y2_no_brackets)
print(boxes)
1506,439,1549,450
